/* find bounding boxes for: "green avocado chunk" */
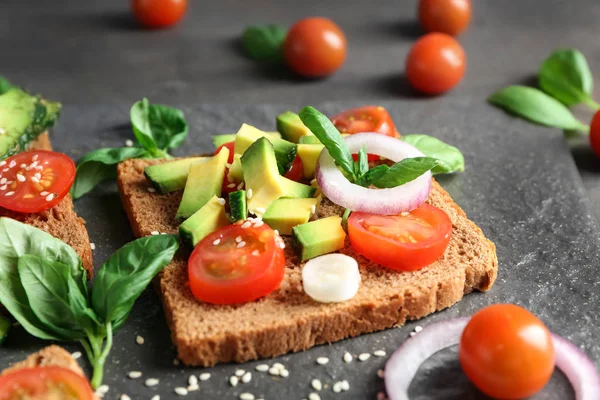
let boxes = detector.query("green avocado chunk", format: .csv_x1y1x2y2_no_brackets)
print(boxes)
176,147,229,219
292,216,347,261
280,176,316,198
0,315,10,345
212,133,236,148
298,135,322,145
297,143,325,180
263,197,319,235
276,111,314,144
0,88,61,160
234,124,297,174
144,157,205,193
229,190,248,222
180,195,230,248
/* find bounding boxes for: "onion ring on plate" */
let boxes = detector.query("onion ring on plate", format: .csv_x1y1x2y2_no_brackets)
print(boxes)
384,318,600,400
315,133,431,215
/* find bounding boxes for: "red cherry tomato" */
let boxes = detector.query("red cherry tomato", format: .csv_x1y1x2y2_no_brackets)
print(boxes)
188,221,286,304
347,203,452,271
0,151,75,214
283,155,304,182
131,0,187,29
460,304,555,399
214,141,235,164
419,0,472,36
589,110,600,157
0,366,94,400
405,33,466,95
283,18,347,78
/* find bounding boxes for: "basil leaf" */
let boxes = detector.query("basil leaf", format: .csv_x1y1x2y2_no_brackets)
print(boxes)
91,235,179,330
359,164,389,187
130,98,159,152
0,76,13,95
372,157,441,188
0,218,84,340
401,134,464,175
539,49,596,107
299,106,356,180
145,103,189,150
242,25,287,62
18,255,93,340
488,86,588,131
71,147,148,199
355,146,368,177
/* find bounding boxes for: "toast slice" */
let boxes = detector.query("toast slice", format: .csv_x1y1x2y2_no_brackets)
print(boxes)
0,133,93,276
117,158,498,367
2,345,85,377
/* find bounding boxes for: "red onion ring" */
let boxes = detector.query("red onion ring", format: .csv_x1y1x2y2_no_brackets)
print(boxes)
384,318,600,400
315,133,431,215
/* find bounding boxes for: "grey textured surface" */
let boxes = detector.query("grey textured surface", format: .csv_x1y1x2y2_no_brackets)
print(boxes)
0,100,598,399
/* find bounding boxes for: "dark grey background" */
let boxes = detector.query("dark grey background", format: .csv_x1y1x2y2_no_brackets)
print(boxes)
1,1,600,399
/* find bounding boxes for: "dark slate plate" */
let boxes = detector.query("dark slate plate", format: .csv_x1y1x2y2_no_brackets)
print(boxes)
1,100,598,400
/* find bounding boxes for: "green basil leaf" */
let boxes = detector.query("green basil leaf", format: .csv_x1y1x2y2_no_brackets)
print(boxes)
71,147,148,199
359,164,389,187
130,98,159,151
401,134,465,175
145,103,189,150
242,25,287,62
372,157,441,188
18,255,91,340
355,146,368,177
488,86,588,131
91,235,179,330
299,106,356,180
0,218,85,340
0,76,13,95
539,49,595,107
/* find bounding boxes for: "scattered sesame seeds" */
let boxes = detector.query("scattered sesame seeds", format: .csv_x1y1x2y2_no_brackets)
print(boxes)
96,385,109,394
251,249,260,256
188,384,199,392
9,161,16,168
343,352,353,363
147,187,157,193
31,177,39,183
373,350,386,357
90,243,96,250
227,183,236,188
240,394,255,400
217,197,226,205
237,182,244,190
188,375,198,386
256,207,266,215
278,241,285,249
415,325,423,333
358,353,371,361
36,165,43,171
316,357,329,365
0,185,6,191
255,364,269,372
20,164,26,169
16,174,25,182
308,393,321,400
280,369,289,378
333,382,343,393
145,378,159,387
341,380,350,391
33,173,41,180
254,220,264,228
272,363,284,370
5,191,14,197
199,372,211,381
0,161,4,167
151,396,160,400
125,139,134,147
235,236,243,243
174,387,188,396
120,395,131,400
237,241,246,248
45,193,55,202
311,205,316,214
268,367,280,376
2,168,8,173
409,332,417,337
311,379,323,391
235,369,246,377
128,371,142,379
242,371,252,383
32,154,39,161
247,188,253,199
229,376,239,387
71,351,82,360
241,221,252,229
40,191,48,196
213,239,221,245
30,161,38,169
136,335,145,345
377,369,385,379
0,178,5,184
151,231,160,236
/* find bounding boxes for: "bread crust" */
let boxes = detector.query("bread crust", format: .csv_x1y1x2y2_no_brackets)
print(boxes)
117,157,498,366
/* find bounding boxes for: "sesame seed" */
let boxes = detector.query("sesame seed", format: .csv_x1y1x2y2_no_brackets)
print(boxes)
247,189,253,199
5,191,14,197
358,353,371,361
31,177,39,183
45,193,54,202
308,393,321,400
256,207,266,214
5,181,12,184
30,161,38,169
71,351,82,359
20,164,26,169
187,384,199,392
151,396,160,400
125,139,134,147
242,371,252,383
235,369,246,377
409,332,416,337
90,243,96,250
377,369,385,378
33,173,41,180
341,380,350,391
343,352,353,363
151,231,159,236
217,197,226,205
9,161,16,168
174,387,188,396
173,358,180,366
280,369,289,378
145,378,159,387
213,239,221,245
16,174,25,182
279,241,285,249
136,335,145,345
199,372,211,381
237,241,246,248
255,364,269,372
32,154,39,161
229,376,239,386
415,326,423,333
316,357,329,365
254,220,264,228
227,183,236,188
0,185,6,191
240,394,255,400
235,236,243,243
333,382,343,393
226,163,232,169
36,166,43,171
120,395,131,400
373,350,386,357
311,379,323,391
147,187,156,193
272,362,284,370
268,367,280,376
2,169,8,173
96,385,109,394
128,371,142,379
0,178,5,184
241,221,252,229
251,249,260,256
0,161,4,167
40,191,48,196
237,182,244,190
188,375,198,386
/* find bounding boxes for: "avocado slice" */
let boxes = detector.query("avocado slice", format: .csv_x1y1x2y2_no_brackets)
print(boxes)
212,133,236,149
0,88,61,160
280,176,316,198
234,124,297,174
227,154,243,183
293,216,347,261
176,147,229,219
299,135,322,145
229,190,248,222
263,198,319,235
276,111,314,144
0,315,10,345
241,137,286,217
297,143,325,180
144,157,205,193
180,196,230,248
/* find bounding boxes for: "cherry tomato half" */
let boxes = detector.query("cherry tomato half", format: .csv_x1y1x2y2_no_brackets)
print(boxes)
589,110,600,157
331,106,400,138
405,33,466,95
460,304,555,399
347,203,452,271
0,151,76,214
284,155,304,182
188,221,286,304
0,366,94,400
419,0,472,36
283,17,347,78
131,0,187,29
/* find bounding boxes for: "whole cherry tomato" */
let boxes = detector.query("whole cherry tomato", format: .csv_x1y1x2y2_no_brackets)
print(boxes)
131,0,187,29
419,0,472,36
589,110,600,157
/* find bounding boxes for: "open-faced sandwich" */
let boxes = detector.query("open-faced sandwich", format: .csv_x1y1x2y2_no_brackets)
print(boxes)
117,105,498,366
